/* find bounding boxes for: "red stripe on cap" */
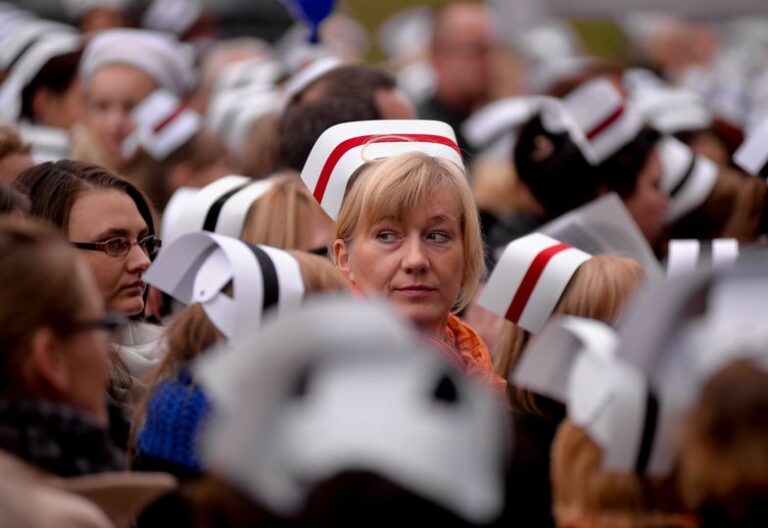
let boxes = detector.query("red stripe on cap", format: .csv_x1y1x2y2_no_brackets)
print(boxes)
586,105,625,141
153,105,187,133
313,133,461,203
504,242,572,323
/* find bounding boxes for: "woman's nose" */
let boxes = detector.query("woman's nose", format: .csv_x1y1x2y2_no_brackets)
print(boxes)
401,236,429,273
125,242,151,273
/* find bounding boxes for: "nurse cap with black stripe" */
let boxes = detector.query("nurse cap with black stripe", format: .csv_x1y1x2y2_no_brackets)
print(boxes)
144,231,305,339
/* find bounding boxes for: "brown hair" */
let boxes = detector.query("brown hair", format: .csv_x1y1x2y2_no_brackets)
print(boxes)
0,216,88,395
0,124,31,161
13,159,156,238
123,129,229,212
0,183,30,215
334,151,485,312
551,419,693,528
496,255,643,412
678,359,768,526
240,172,333,251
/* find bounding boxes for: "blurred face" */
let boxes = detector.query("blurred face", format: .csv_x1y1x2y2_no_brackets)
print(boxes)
56,258,111,425
334,191,465,336
85,64,156,162
68,189,151,315
623,150,670,245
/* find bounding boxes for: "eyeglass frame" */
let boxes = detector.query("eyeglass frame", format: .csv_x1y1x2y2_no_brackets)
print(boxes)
71,235,162,258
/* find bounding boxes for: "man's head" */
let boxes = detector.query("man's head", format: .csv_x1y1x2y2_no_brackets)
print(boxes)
430,2,493,112
278,65,416,171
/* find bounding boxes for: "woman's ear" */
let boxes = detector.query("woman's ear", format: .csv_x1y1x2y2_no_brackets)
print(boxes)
27,327,70,396
332,239,353,282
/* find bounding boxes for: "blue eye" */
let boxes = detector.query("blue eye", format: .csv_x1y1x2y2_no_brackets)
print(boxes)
427,231,451,243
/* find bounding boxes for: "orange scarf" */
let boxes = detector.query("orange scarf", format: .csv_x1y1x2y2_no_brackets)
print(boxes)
443,315,507,392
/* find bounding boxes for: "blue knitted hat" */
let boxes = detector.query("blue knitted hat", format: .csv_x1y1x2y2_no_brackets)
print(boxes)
136,365,211,471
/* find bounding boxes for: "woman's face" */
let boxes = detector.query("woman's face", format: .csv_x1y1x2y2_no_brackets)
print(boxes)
68,189,151,316
334,191,466,336
623,150,670,245
84,64,156,163
56,258,112,425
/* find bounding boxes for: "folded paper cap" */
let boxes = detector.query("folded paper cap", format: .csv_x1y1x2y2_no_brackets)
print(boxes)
144,232,304,339
163,175,275,244
540,193,664,283
462,96,555,159
562,77,644,165
283,55,343,98
514,316,674,475
0,31,81,121
140,0,203,38
0,19,76,71
80,29,196,97
629,84,713,134
666,239,739,278
195,296,508,524
479,233,592,333
657,136,718,223
19,123,70,162
206,89,282,152
121,89,201,160
734,114,768,178
213,57,282,95
300,119,463,220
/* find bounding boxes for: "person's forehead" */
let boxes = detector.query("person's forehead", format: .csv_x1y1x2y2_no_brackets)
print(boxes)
69,189,147,233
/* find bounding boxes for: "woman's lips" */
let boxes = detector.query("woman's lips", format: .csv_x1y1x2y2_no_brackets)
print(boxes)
394,285,436,298
121,281,145,293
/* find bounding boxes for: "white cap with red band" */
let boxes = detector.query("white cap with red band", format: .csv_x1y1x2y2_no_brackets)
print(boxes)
300,119,464,221
479,233,592,333
562,78,644,165
122,89,201,160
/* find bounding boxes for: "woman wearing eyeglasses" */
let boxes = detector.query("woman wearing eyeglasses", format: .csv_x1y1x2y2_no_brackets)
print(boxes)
15,159,163,447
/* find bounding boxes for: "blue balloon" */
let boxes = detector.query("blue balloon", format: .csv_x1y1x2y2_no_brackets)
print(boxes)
285,0,335,43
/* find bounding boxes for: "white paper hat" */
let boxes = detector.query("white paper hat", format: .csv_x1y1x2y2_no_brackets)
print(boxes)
300,120,463,220
144,232,304,339
539,193,665,284
562,78,644,165
666,239,739,278
0,19,76,72
283,55,344,99
514,315,675,475
80,28,196,97
18,123,70,163
479,233,591,333
462,96,555,160
206,89,282,152
164,175,275,244
657,136,718,223
194,296,508,524
140,0,203,38
213,57,282,96
0,32,81,122
734,114,768,178
121,89,201,160
630,85,713,135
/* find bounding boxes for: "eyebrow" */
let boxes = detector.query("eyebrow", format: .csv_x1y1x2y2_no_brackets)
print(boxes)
92,227,149,241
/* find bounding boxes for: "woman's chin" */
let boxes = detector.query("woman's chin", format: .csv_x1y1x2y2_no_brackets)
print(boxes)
111,296,145,318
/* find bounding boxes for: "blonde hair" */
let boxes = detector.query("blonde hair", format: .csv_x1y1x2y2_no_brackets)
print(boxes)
496,255,643,412
552,419,692,528
334,151,485,312
240,172,334,251
678,359,768,524
129,250,348,453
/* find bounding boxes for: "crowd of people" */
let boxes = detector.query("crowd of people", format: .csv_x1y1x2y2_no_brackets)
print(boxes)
0,0,767,526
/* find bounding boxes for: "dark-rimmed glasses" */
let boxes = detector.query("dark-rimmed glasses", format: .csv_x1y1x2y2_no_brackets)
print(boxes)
71,235,161,258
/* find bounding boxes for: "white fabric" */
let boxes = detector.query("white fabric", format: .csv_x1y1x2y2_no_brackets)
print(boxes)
0,19,75,71
195,296,508,524
18,123,70,163
206,89,282,151
630,85,713,134
0,32,80,121
734,114,768,177
563,77,644,164
283,56,343,98
121,89,201,160
213,57,282,95
300,120,463,221
657,137,718,222
462,96,554,150
479,233,591,333
80,28,196,97
666,239,739,278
